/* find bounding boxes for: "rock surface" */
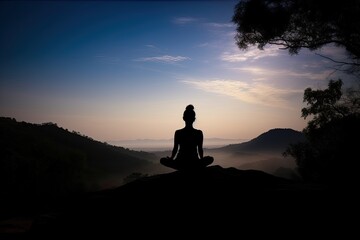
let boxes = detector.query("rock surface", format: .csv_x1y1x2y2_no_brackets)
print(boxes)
29,165,350,238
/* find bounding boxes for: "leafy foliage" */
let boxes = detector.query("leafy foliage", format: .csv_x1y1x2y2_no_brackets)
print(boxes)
284,80,360,184
232,0,360,73
302,80,348,132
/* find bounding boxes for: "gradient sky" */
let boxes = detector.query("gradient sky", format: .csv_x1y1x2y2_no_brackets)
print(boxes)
0,0,357,143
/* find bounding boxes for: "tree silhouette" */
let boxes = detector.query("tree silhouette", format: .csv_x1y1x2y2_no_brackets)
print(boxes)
284,80,360,185
301,79,359,132
232,0,360,74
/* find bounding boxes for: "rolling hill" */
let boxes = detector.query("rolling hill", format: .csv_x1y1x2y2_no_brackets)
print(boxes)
0,117,156,218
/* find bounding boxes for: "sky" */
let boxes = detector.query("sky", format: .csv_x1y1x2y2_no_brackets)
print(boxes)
0,0,357,143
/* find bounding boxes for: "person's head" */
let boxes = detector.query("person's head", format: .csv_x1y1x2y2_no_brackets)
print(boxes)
183,104,196,124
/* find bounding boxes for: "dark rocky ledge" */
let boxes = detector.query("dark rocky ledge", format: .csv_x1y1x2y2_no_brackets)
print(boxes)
28,165,353,238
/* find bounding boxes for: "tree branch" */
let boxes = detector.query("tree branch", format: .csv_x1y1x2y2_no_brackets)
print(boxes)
315,53,360,66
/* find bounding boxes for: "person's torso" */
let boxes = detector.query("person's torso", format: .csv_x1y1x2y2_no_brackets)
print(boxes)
176,128,201,160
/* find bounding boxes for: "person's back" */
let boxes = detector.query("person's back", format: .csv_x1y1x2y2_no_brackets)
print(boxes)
175,127,202,161
160,104,214,171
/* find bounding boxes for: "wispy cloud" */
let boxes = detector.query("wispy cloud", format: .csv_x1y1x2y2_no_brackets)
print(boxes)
173,17,198,25
134,55,190,63
233,67,334,81
205,22,235,28
221,45,281,62
182,79,302,108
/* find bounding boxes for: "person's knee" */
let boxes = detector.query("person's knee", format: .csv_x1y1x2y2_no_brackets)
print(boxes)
204,156,214,165
160,157,167,164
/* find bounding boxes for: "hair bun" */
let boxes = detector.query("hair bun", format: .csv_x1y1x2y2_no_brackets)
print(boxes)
186,104,194,111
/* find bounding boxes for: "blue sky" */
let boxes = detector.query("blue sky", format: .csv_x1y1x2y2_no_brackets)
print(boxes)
0,0,357,143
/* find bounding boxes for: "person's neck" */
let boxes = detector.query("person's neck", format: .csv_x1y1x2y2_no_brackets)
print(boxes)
185,122,193,128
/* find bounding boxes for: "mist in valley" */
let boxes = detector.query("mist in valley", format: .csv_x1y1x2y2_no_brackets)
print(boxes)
89,128,305,189
132,146,300,183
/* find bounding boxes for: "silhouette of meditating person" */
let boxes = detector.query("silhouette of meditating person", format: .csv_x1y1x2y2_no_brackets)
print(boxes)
160,104,214,170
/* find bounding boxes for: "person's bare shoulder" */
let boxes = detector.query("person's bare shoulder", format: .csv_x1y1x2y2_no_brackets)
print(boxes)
174,129,183,136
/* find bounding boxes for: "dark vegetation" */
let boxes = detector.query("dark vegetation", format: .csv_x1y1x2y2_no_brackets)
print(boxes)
0,117,156,218
284,80,360,185
232,0,360,75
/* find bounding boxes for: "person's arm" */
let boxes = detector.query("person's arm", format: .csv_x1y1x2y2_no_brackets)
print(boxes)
170,131,179,159
198,130,204,159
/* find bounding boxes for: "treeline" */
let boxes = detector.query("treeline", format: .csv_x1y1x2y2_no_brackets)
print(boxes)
0,117,156,216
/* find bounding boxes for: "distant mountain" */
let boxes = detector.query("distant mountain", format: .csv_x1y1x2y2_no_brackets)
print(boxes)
218,128,305,153
202,128,306,179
